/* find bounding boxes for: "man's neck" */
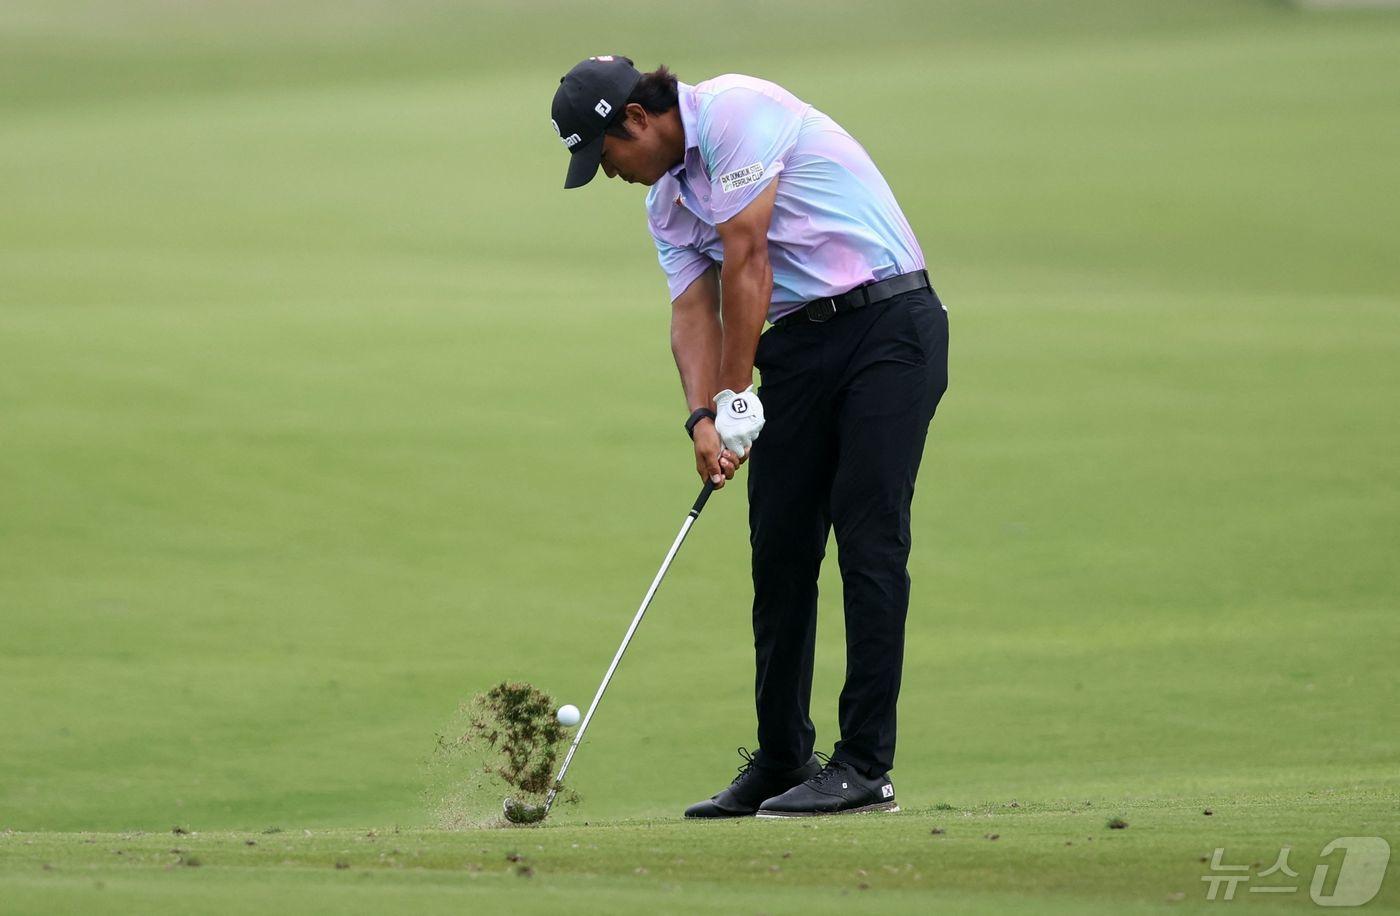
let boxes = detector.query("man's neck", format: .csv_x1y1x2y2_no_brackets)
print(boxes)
660,108,687,170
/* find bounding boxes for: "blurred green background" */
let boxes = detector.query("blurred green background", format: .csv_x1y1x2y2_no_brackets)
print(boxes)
2,0,1398,841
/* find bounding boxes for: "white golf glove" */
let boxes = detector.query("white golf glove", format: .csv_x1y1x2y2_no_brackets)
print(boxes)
713,385,765,458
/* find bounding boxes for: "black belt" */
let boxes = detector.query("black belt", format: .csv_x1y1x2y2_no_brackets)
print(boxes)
773,269,930,328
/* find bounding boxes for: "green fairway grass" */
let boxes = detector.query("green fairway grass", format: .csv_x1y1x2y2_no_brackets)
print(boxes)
5,791,1397,913
3,1,1398,911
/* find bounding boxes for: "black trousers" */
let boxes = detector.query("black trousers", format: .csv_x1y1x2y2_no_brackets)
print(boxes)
747,286,948,778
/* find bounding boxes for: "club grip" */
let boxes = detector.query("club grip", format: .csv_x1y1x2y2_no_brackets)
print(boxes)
690,478,717,517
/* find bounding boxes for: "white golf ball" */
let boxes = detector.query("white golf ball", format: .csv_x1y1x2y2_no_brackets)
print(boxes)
557,704,581,727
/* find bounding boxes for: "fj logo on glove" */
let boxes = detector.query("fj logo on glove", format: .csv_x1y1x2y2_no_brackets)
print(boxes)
713,386,765,459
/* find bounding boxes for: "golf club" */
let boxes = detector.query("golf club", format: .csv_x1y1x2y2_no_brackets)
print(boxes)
504,478,718,824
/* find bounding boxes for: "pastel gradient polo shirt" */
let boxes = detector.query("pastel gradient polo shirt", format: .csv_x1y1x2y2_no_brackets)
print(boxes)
644,75,926,322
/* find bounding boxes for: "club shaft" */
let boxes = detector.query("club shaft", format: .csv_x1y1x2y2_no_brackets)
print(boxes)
542,482,714,813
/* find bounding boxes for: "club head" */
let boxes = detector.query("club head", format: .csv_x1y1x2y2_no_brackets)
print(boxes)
502,796,547,825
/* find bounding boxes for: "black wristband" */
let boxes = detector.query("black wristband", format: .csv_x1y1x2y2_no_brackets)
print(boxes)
685,407,717,440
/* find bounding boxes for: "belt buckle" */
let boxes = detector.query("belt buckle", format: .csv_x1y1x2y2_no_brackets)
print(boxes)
807,298,837,323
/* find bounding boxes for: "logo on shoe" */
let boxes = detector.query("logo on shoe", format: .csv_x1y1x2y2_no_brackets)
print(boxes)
881,784,894,798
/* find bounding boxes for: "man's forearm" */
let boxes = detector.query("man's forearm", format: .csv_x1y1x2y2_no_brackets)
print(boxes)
670,266,723,412
717,251,772,393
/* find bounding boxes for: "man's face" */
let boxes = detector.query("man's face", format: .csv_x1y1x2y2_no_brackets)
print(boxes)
598,106,672,186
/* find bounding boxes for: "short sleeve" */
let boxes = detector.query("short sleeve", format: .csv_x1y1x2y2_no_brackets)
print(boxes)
697,88,803,224
655,236,713,302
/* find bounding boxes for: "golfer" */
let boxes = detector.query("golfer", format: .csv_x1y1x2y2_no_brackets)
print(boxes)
551,57,948,817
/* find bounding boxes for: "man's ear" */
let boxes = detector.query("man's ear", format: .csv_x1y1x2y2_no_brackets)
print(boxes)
625,102,648,132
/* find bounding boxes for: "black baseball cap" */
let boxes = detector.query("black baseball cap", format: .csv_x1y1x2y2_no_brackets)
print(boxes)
551,56,643,189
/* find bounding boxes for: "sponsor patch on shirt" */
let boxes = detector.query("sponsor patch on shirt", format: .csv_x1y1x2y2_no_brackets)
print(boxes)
718,161,766,193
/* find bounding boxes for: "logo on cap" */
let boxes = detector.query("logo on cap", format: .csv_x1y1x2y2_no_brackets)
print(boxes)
551,117,582,149
595,99,612,118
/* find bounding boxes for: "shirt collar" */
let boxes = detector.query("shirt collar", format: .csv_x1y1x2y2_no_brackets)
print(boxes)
667,82,700,179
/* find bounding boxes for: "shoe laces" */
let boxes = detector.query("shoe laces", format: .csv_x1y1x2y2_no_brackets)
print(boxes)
805,758,853,789
733,748,831,785
730,746,758,785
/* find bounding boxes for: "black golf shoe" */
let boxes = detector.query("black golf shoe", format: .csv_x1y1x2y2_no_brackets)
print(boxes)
755,759,898,817
684,748,823,818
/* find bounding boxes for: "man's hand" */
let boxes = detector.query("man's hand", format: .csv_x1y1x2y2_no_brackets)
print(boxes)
692,419,745,488
714,386,765,458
